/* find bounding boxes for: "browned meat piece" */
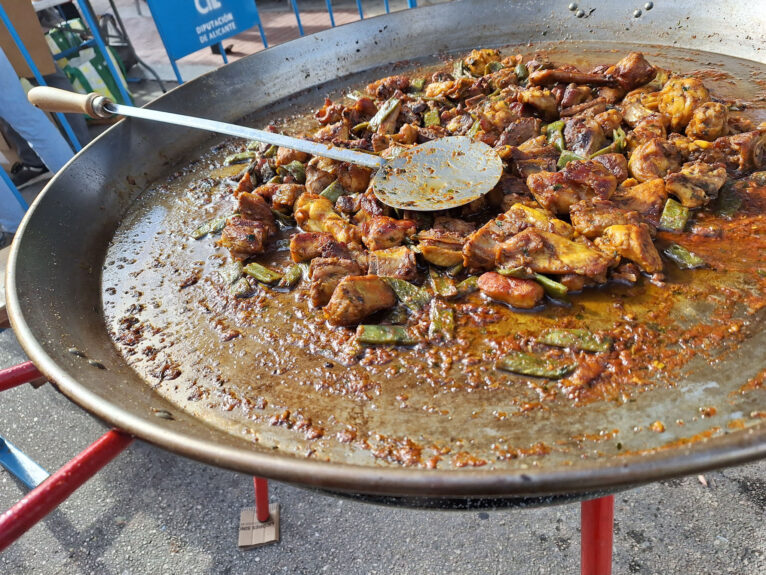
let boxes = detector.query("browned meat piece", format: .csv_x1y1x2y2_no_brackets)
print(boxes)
341,97,378,125
611,179,668,226
707,130,766,174
271,184,305,213
594,224,662,273
305,157,337,195
592,153,629,183
527,160,617,215
393,123,419,145
594,109,623,135
220,217,269,260
462,218,518,270
367,246,417,280
417,125,449,142
610,261,641,284
664,161,727,208
626,115,668,151
366,75,409,99
685,102,728,141
657,77,711,132
290,232,352,262
433,216,476,236
424,77,473,100
324,275,397,326
502,202,575,238
352,190,388,225
337,163,372,194
315,98,343,125
528,69,616,87
505,144,559,179
309,257,362,307
604,52,656,91
360,216,417,251
462,48,501,75
518,87,558,120
275,146,309,167
597,86,626,105
560,84,592,109
235,171,255,196
445,114,474,135
727,115,755,135
496,229,613,282
558,273,592,292
294,193,361,245
628,138,682,182
238,192,277,236
564,117,607,157
477,272,544,309
569,199,645,239
560,97,607,118
418,229,466,267
315,121,350,142
619,88,656,127
335,193,362,214
496,117,542,147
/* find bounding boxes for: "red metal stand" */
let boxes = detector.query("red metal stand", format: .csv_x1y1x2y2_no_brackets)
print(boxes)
0,361,42,392
0,361,133,551
0,429,133,551
580,495,614,575
254,476,270,522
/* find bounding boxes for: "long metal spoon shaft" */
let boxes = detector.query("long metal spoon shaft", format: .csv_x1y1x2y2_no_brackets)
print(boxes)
105,101,384,168
27,87,384,169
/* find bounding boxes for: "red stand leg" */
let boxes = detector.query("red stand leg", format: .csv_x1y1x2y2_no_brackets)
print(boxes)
581,495,614,575
254,477,270,522
0,429,133,551
0,361,42,392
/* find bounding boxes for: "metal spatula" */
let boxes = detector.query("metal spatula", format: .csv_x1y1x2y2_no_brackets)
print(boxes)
28,87,502,211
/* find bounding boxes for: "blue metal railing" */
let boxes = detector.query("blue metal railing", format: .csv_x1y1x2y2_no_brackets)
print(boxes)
289,0,418,40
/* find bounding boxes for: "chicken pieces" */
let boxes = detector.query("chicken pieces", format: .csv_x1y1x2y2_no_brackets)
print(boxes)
657,77,711,132
324,276,396,326
664,161,727,208
477,272,544,309
594,224,662,273
527,160,617,214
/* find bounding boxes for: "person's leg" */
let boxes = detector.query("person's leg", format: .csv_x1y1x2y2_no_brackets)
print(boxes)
0,119,44,167
0,48,74,173
0,170,26,234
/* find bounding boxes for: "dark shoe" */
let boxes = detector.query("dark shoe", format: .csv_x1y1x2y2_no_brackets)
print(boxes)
0,231,13,249
10,163,49,187
211,43,234,55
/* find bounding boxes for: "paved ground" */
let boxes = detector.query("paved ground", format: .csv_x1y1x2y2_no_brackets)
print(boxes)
1,327,764,574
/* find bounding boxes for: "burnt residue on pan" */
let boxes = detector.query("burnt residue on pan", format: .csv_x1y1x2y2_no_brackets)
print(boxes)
101,43,766,471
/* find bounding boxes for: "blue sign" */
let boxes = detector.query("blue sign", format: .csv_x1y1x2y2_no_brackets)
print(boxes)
146,0,261,60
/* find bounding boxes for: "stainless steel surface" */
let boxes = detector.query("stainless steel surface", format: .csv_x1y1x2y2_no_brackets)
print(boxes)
6,0,766,498
372,136,503,210
104,101,384,168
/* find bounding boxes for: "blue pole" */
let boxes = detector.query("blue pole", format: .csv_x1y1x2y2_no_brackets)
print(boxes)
1,168,29,212
75,0,133,105
218,42,229,64
407,0,417,7
289,0,305,36
383,0,390,14
0,5,81,152
355,0,364,19
170,59,184,84
325,0,336,26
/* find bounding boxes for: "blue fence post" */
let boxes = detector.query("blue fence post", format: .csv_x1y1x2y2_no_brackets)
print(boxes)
0,168,28,212
355,0,365,19
383,0,390,14
75,0,133,105
289,0,305,36
407,0,418,7
0,5,82,152
325,0,336,26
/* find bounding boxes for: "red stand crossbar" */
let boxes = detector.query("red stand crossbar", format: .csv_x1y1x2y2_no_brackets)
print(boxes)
0,361,41,392
254,476,270,522
580,495,614,575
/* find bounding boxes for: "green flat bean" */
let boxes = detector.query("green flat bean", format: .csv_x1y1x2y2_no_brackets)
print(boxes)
356,325,418,345
423,109,441,127
714,181,743,219
368,98,401,132
410,77,426,91
218,260,243,285
664,244,706,269
191,214,229,239
276,161,306,184
557,150,584,169
545,120,565,152
497,350,576,379
243,262,283,284
279,264,303,288
428,301,455,341
455,276,479,298
514,62,528,82
384,278,431,312
320,180,347,203
223,151,257,165
659,198,690,232
535,274,568,299
538,328,613,352
429,268,458,298
229,277,253,298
